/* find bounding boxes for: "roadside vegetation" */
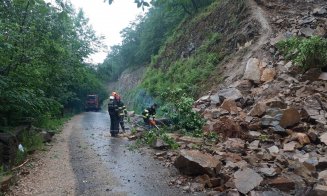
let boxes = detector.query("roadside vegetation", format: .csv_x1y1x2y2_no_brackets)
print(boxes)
0,0,106,176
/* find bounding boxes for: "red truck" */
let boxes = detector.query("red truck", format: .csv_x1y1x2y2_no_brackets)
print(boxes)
85,94,100,112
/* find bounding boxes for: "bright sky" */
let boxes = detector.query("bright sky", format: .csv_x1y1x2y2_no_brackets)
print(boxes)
67,0,145,64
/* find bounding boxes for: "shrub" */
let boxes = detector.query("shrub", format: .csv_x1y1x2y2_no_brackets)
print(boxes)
276,36,327,69
161,88,205,133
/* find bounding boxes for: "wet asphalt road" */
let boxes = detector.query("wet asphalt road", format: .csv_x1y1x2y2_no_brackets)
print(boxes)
69,111,199,196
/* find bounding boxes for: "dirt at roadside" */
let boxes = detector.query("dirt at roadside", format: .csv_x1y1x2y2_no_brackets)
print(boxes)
5,116,79,196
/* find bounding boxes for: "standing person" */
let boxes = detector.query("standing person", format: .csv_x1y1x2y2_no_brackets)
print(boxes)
116,95,127,133
142,103,158,128
108,94,119,137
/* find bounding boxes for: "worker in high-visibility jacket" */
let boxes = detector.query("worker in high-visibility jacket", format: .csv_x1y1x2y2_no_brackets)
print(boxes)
142,103,158,127
116,95,127,132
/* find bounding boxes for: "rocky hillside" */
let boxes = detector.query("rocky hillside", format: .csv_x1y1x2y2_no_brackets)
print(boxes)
182,0,327,195
127,0,327,195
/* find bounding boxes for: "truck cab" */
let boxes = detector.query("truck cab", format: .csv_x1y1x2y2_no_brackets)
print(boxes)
85,94,100,112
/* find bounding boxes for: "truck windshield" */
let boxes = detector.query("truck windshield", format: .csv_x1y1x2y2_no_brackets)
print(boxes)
87,95,96,100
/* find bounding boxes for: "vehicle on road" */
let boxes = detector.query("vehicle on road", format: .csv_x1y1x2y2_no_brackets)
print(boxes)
85,94,100,112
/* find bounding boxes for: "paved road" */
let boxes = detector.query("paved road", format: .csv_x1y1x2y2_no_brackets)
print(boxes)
69,111,197,196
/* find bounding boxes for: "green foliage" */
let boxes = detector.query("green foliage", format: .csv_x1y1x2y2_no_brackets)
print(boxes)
19,131,44,153
35,114,71,132
259,134,268,142
204,131,219,143
160,88,205,133
0,0,106,126
15,149,26,165
142,49,220,97
137,129,180,150
98,6,185,81
276,36,327,69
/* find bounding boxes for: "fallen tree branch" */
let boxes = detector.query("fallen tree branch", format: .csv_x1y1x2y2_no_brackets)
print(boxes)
11,159,29,171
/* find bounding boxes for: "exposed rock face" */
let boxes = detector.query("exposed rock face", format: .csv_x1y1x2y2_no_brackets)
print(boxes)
174,150,221,176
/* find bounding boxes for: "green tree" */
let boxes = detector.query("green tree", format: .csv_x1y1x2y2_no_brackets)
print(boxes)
0,0,106,126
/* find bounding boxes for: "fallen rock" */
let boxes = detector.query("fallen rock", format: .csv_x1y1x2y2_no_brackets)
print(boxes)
311,185,327,196
223,138,245,153
313,7,327,15
177,136,203,145
190,182,205,192
318,170,327,183
267,145,279,155
249,191,283,196
291,132,311,145
261,68,276,82
320,133,327,145
300,27,314,37
243,58,262,83
248,102,267,117
280,108,301,128
259,167,277,177
174,150,221,176
317,157,327,170
234,168,263,194
151,138,169,149
266,176,295,192
283,141,301,152
209,93,221,105
220,99,238,114
216,88,243,101
212,117,242,138
319,73,327,81
249,140,260,150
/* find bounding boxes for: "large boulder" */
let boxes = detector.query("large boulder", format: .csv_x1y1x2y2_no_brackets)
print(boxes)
215,88,243,101
174,150,221,176
243,58,262,83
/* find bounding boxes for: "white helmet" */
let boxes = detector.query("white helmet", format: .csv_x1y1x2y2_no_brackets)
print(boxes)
109,96,114,100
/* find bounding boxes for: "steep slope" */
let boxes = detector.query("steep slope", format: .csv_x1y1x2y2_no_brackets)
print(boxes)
191,0,327,194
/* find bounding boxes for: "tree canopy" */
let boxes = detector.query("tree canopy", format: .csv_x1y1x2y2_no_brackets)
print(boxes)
0,0,106,126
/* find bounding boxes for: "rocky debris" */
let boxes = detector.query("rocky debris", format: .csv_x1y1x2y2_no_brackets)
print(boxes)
153,0,327,195
151,138,169,149
174,150,221,176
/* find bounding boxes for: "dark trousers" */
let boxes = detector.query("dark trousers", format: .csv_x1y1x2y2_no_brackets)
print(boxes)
119,116,125,132
110,114,119,136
